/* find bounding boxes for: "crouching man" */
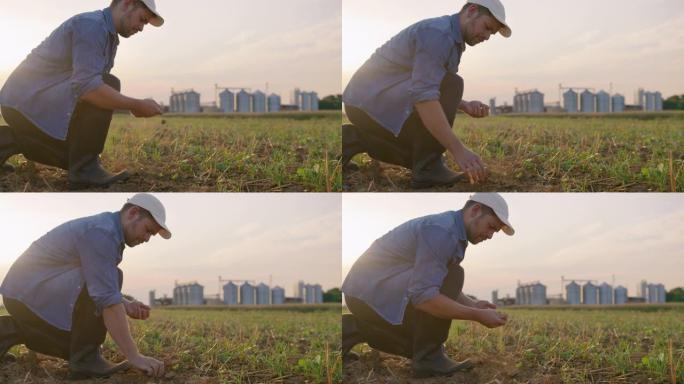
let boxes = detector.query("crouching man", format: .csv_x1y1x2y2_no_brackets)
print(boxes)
0,193,171,379
342,193,513,378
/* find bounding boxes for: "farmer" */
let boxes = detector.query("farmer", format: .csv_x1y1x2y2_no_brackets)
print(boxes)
342,193,513,378
342,0,512,189
0,0,165,188
0,193,171,379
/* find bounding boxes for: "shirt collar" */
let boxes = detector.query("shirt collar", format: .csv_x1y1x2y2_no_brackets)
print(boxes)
103,7,120,44
110,211,126,252
453,210,468,243
451,13,466,52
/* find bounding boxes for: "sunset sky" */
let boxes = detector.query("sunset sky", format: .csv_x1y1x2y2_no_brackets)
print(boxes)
343,193,683,301
0,0,341,106
343,0,684,106
0,194,341,305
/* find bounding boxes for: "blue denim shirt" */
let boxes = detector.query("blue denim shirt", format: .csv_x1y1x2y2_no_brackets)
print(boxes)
343,13,466,136
0,8,119,140
342,210,468,325
0,212,125,331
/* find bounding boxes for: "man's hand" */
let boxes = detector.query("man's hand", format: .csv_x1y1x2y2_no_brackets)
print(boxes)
452,144,488,183
460,101,489,118
474,300,497,310
131,99,163,118
123,300,151,320
476,309,508,328
130,354,165,378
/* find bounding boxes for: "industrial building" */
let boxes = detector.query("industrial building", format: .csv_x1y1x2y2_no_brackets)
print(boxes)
293,88,319,111
173,282,204,306
636,89,664,111
169,90,201,113
515,282,546,305
295,280,324,304
513,90,544,113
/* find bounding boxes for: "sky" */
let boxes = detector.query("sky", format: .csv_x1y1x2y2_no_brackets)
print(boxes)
343,193,684,302
0,193,341,305
0,0,341,106
343,0,684,106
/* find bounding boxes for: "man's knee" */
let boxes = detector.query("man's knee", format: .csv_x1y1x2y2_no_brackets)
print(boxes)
103,74,121,92
440,264,465,300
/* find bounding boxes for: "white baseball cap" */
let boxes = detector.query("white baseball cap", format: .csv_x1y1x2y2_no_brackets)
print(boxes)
127,193,172,239
466,0,511,38
468,193,515,236
140,0,164,27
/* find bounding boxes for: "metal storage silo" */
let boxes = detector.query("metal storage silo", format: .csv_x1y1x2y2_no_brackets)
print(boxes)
268,94,281,112
582,282,598,304
188,283,204,305
564,90,578,113
219,90,235,113
173,286,179,305
580,90,595,113
181,285,189,306
314,284,323,303
614,286,628,304
654,92,663,111
657,284,666,303
253,91,267,113
645,92,655,111
531,283,546,305
599,283,613,304
237,89,251,113
256,283,270,305
271,286,285,305
304,284,315,304
311,92,319,111
223,281,238,305
523,285,532,305
240,282,255,305
515,286,522,304
641,281,649,300
596,91,610,113
301,92,313,111
566,281,581,305
611,94,625,113
529,91,544,113
647,284,658,303
184,91,201,113
149,290,156,307
522,93,530,113
513,94,520,113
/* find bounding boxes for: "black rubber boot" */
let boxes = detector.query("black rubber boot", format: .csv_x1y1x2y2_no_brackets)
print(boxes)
342,124,366,171
342,314,364,362
411,155,464,189
0,316,23,361
411,345,473,378
0,125,19,173
68,155,129,189
68,345,130,380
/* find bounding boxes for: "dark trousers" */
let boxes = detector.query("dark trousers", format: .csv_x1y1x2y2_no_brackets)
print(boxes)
2,268,123,360
0,74,120,170
345,73,464,171
346,264,465,361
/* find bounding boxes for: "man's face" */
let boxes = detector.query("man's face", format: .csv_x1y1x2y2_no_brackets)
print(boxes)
123,210,161,247
462,8,501,46
119,2,154,38
465,207,505,245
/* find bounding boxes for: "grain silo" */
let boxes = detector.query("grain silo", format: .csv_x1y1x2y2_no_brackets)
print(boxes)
599,283,613,304
149,290,156,307
657,284,666,303
580,90,595,113
304,284,315,304
647,283,658,303
311,92,319,111
566,281,581,305
172,286,179,305
268,94,281,112
531,283,546,305
654,92,663,111
219,89,235,113
522,93,530,113
645,92,655,111
240,282,255,305
253,90,267,113
523,285,532,305
596,91,610,113
611,94,625,113
301,92,312,111
256,283,270,305
223,281,238,305
184,90,201,113
314,284,323,303
514,94,522,113
614,286,628,304
271,286,285,305
528,91,544,113
582,282,598,304
564,90,578,113
180,285,188,305
515,286,522,304
188,283,204,305
236,89,251,113
169,94,177,113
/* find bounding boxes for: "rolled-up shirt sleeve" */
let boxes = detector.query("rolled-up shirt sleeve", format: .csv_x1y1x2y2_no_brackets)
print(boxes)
409,27,451,105
77,228,123,314
69,19,107,99
407,225,458,306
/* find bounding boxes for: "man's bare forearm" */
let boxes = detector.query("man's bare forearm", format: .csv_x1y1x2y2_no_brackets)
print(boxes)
415,100,465,156
81,84,139,111
414,294,479,321
102,303,139,359
456,292,477,307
